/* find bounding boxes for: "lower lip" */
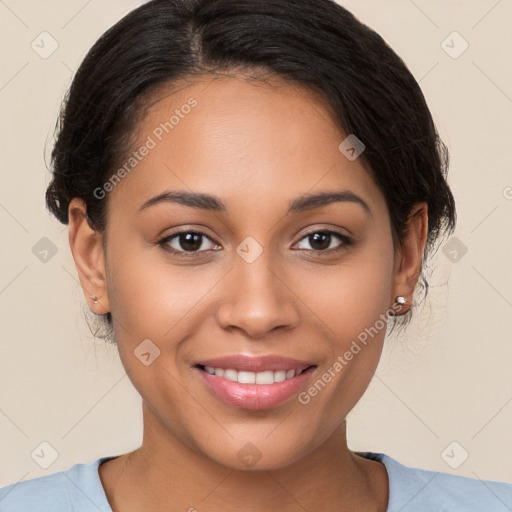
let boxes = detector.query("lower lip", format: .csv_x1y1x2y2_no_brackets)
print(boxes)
195,366,316,410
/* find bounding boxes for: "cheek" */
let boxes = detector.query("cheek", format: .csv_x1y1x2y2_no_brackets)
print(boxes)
294,243,394,414
105,237,212,342
310,246,394,340
104,242,207,421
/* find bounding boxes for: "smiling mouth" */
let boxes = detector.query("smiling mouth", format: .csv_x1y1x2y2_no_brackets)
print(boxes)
196,364,316,385
194,357,318,410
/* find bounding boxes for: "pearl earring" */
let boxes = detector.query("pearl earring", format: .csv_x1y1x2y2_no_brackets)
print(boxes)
395,296,407,305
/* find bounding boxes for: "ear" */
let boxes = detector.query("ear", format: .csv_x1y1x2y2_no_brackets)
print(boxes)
68,198,110,314
391,202,428,313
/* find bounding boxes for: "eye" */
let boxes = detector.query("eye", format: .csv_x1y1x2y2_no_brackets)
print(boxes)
158,230,220,257
158,228,353,258
294,230,353,254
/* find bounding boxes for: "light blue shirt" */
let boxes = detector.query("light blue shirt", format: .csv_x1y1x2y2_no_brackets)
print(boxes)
1,451,512,511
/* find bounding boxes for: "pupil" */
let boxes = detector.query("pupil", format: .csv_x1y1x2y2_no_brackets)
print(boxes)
180,233,202,251
310,232,330,250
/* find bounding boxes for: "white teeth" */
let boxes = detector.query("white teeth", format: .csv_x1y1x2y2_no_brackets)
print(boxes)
238,371,256,384
256,371,275,384
224,369,238,381
274,370,286,383
202,366,305,384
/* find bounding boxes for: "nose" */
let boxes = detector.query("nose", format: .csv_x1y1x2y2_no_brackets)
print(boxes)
215,253,300,339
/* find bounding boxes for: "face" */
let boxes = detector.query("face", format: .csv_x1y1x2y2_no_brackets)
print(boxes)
72,74,423,471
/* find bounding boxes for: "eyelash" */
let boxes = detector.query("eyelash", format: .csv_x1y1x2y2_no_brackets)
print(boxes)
157,229,353,258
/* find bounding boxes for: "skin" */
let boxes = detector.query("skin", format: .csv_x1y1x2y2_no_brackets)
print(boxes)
68,74,428,511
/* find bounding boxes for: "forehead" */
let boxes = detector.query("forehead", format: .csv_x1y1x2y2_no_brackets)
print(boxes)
107,75,386,218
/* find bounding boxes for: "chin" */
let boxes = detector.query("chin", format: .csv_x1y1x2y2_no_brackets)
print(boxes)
198,433,315,472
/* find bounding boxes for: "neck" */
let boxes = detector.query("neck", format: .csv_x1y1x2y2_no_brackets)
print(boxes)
99,402,388,512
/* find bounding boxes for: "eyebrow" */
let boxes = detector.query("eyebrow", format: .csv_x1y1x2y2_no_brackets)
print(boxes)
139,189,371,216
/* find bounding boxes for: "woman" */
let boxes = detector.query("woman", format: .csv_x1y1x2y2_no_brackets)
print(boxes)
1,0,511,510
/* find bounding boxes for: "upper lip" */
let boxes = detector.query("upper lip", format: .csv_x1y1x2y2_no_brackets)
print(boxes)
195,355,316,373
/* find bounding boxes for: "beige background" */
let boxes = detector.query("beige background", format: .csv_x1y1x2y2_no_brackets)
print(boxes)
1,0,511,487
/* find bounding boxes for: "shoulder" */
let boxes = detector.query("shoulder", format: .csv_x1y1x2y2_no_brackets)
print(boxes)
0,457,113,512
358,451,512,512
